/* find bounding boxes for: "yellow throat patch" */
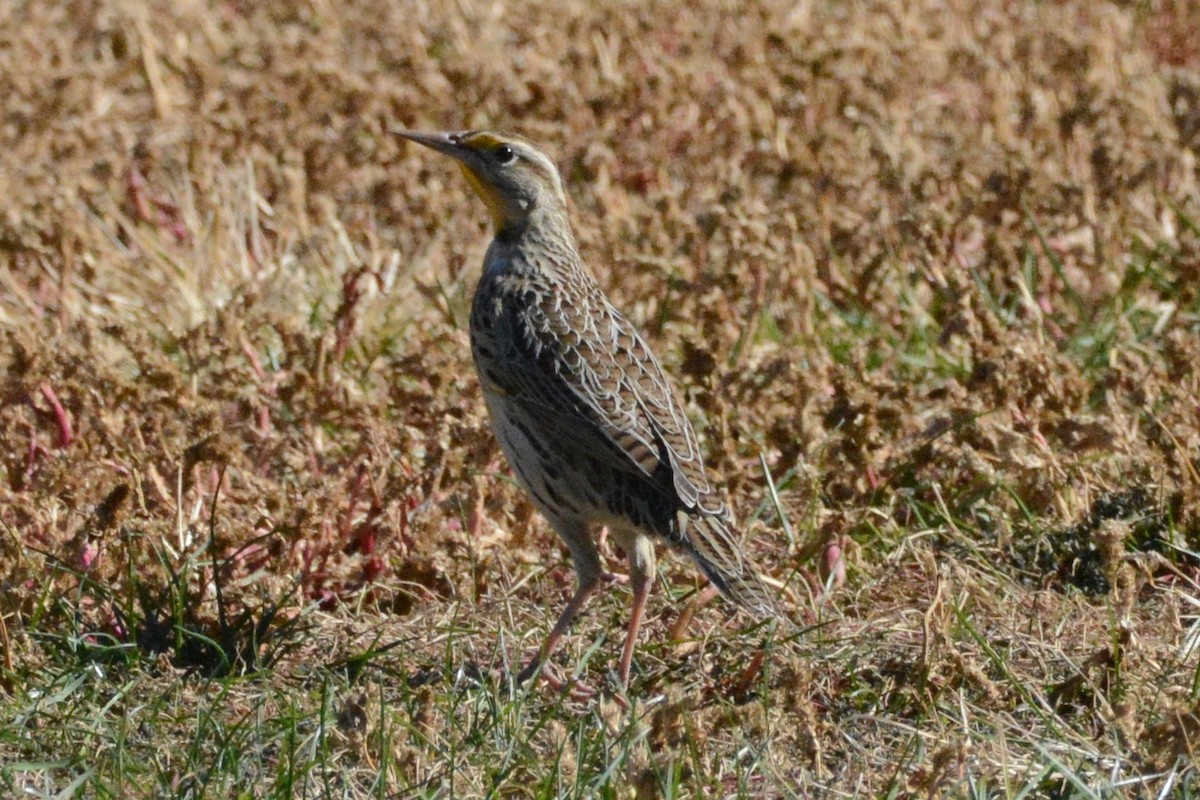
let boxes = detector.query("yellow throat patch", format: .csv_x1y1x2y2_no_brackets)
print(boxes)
457,162,507,230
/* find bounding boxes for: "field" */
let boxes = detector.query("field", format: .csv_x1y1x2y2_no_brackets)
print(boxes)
2,0,1199,796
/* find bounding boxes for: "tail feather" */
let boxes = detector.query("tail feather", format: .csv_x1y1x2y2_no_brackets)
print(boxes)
673,511,778,618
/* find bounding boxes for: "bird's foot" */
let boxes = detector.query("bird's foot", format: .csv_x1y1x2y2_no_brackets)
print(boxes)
517,657,597,701
600,570,628,586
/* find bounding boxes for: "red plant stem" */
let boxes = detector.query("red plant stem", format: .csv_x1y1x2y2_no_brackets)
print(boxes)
39,383,73,448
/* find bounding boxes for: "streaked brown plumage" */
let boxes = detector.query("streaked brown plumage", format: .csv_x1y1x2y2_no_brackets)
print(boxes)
396,129,777,689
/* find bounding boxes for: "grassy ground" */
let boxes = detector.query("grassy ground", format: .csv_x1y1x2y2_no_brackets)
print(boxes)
2,0,1199,796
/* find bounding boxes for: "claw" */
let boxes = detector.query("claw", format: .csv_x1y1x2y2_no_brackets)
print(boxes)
517,658,597,702
600,570,628,585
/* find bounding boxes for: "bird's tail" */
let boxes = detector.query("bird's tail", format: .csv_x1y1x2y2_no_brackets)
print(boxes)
673,510,779,618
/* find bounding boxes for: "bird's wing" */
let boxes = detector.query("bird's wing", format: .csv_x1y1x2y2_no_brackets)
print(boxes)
495,293,721,515
487,290,779,615
505,298,781,614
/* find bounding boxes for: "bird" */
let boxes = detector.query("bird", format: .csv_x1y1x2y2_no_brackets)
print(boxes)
395,129,777,691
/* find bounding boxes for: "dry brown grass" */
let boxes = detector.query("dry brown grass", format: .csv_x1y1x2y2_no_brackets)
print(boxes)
1,0,1199,796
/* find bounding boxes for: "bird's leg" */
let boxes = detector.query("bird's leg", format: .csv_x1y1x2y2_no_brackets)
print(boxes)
518,573,600,684
617,572,651,688
522,572,635,704
518,521,612,687
617,533,657,689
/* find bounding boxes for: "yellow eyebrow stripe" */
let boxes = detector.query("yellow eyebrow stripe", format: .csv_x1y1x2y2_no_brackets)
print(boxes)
463,132,506,150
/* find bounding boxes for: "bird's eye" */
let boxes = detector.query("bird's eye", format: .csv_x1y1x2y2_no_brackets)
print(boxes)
494,145,516,165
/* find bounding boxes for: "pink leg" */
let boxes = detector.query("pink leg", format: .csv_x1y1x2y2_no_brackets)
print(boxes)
618,569,652,687
518,571,625,685
616,532,657,689
518,576,599,684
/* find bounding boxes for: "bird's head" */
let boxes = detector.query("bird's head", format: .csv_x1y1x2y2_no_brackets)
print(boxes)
395,129,567,233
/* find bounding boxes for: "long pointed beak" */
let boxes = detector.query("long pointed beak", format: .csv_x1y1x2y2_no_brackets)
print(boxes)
392,129,469,161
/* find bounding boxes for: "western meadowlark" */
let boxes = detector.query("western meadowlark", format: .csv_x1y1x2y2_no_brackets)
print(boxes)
396,129,777,690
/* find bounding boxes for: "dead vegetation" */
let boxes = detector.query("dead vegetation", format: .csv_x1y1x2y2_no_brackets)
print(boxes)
1,0,1198,796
